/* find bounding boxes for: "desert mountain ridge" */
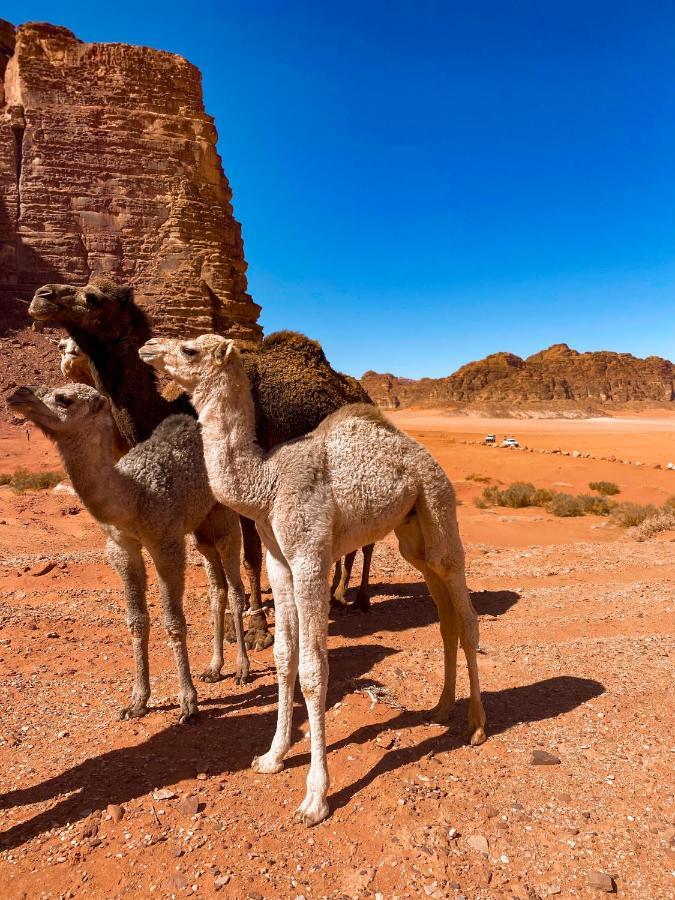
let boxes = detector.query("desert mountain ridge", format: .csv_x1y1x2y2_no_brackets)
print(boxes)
360,343,675,415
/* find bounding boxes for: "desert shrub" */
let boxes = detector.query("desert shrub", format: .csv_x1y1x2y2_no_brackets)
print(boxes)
531,488,554,505
610,502,657,528
577,494,612,516
546,492,584,517
481,485,503,506
629,508,675,542
664,495,675,511
473,497,489,509
589,480,620,496
1,468,64,492
466,473,492,483
498,482,538,508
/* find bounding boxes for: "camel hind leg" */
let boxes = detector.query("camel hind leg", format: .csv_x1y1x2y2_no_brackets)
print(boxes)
395,505,486,745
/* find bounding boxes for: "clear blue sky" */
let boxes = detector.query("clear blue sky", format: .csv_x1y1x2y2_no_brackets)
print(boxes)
6,1,675,377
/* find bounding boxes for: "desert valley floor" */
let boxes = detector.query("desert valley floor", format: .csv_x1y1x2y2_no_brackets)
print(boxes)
0,410,673,899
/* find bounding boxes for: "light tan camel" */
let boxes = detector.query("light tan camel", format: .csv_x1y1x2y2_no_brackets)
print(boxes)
8,384,249,723
58,338,96,386
139,334,486,826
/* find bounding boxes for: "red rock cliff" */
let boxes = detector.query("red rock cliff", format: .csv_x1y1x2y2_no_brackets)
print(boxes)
0,20,261,341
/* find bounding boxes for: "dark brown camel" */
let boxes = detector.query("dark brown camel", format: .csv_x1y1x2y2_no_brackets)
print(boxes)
29,280,374,648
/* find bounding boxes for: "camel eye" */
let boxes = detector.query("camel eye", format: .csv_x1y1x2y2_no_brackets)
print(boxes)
181,346,197,357
55,394,73,408
85,291,101,308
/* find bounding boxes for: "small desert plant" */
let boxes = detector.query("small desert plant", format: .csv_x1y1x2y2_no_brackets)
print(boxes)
498,482,538,508
546,492,584,517
0,468,64,492
577,494,612,516
466,473,493,483
589,480,620,496
629,508,675,542
610,502,657,528
664,495,675,511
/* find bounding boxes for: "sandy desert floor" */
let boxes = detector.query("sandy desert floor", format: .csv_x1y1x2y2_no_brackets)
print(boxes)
0,410,673,899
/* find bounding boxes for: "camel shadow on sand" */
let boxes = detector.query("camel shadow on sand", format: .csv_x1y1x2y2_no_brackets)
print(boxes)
328,584,520,639
0,664,602,850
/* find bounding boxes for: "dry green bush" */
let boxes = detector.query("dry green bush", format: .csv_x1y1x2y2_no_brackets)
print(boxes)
610,502,657,528
577,494,612,516
664,495,675,510
589,480,620,496
466,473,493,483
629,508,675,542
0,468,64,491
546,493,584,517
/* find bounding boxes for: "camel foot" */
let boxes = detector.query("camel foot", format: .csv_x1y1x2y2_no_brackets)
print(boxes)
351,591,370,612
178,710,201,726
426,701,454,725
251,752,284,774
234,667,250,686
199,666,225,683
245,613,274,651
467,725,487,746
120,703,149,720
330,592,348,609
293,792,329,827
177,692,200,725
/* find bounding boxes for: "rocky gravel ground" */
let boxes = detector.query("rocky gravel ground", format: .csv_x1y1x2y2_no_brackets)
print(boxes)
0,517,673,899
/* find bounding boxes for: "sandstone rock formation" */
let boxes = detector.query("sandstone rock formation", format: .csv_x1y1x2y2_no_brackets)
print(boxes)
0,20,261,341
362,344,675,411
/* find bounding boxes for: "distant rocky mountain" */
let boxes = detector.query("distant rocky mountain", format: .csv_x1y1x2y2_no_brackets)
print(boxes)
361,344,675,412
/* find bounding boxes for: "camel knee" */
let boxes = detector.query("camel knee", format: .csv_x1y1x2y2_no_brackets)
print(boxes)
298,652,328,701
127,610,149,636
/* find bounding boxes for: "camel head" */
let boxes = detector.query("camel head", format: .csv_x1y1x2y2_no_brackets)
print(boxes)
7,384,109,438
58,338,95,385
139,334,241,393
29,277,137,340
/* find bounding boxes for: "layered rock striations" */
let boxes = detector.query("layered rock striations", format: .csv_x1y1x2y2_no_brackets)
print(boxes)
362,344,675,410
0,20,261,341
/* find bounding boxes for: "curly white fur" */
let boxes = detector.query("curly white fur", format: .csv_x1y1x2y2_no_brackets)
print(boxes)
140,335,486,825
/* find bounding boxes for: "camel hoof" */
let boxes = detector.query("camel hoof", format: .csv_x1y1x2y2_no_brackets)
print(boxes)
293,800,329,827
468,726,487,746
245,619,274,651
199,669,225,683
178,710,201,726
426,705,453,725
234,671,250,686
251,754,284,774
330,594,348,609
351,593,370,612
120,704,149,720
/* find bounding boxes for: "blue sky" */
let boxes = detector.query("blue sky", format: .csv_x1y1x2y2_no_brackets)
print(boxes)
5,1,675,377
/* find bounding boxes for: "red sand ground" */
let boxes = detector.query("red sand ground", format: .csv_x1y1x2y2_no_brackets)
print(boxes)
0,411,673,899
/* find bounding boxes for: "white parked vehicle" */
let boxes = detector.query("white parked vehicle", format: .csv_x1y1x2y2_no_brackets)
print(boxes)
484,433,496,445
501,436,519,448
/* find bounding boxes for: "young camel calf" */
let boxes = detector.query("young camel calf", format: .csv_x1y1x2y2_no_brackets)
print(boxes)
140,334,486,826
8,384,249,723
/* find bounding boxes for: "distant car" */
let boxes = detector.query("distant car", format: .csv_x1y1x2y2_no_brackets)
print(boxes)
484,433,496,445
501,437,519,448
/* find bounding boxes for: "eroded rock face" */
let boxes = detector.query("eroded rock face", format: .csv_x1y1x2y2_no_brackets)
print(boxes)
362,344,675,409
0,20,261,342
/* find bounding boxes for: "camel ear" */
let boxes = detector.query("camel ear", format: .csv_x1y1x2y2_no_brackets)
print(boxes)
214,339,236,366
92,394,108,414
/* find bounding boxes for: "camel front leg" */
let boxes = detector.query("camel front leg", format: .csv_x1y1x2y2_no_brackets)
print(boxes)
148,538,199,724
292,561,330,827
215,519,250,685
106,534,150,719
252,551,298,773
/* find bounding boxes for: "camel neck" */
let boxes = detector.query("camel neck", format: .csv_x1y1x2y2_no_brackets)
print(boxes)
193,377,272,520
57,425,130,525
69,327,193,446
